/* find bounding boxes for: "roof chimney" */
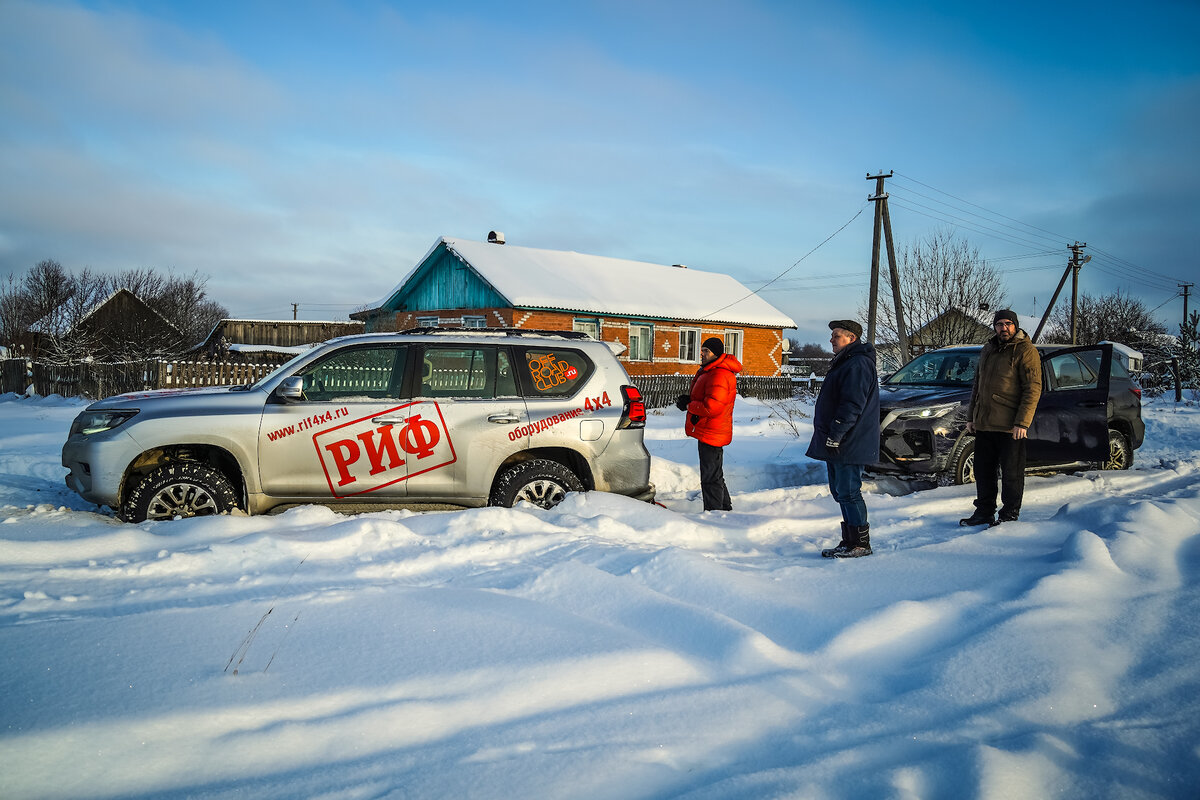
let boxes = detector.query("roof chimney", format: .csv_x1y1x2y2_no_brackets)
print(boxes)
488,230,506,245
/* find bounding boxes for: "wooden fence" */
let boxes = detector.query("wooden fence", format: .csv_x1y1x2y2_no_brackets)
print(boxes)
635,374,796,409
1,359,279,400
2,358,800,405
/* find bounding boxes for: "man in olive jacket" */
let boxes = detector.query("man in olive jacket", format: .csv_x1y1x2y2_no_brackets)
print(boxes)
961,309,1043,527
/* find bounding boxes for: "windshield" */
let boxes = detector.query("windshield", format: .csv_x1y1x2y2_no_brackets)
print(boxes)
886,350,977,386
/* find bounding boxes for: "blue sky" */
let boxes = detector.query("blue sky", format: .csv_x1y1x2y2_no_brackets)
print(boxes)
2,0,1198,344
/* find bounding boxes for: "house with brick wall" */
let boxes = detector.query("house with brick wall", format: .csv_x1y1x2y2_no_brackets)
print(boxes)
351,235,796,377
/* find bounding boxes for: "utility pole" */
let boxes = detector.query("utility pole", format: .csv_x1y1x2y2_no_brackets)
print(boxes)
866,171,910,361
1032,243,1089,343
1068,242,1088,345
1182,283,1194,326
292,303,299,321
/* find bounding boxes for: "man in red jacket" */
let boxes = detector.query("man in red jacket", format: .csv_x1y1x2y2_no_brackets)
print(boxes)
676,337,742,511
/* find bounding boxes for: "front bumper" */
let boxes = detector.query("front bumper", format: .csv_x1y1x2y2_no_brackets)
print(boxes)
874,416,961,476
61,430,140,509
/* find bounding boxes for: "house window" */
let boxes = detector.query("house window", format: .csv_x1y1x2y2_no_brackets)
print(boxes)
628,324,653,361
462,315,486,328
679,328,700,363
573,318,600,340
724,330,743,361
416,316,439,328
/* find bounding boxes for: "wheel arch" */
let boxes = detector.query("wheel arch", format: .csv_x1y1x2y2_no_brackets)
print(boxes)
490,446,593,496
1108,416,1134,444
120,444,248,512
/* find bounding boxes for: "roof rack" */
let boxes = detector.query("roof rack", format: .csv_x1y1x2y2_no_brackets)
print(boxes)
396,327,592,340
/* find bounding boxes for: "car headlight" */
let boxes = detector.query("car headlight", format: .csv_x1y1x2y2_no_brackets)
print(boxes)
896,402,959,420
71,409,139,436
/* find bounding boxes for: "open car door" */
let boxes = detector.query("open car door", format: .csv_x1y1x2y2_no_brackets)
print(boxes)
1027,344,1112,467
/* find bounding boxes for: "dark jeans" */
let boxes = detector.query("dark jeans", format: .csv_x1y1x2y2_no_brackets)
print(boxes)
698,441,732,511
973,430,1027,517
826,462,868,527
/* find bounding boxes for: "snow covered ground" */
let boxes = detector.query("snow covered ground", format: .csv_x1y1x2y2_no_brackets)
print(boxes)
2,392,1199,799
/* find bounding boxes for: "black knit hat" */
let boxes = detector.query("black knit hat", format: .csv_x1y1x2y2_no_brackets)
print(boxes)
992,309,1019,326
828,319,863,339
702,337,724,356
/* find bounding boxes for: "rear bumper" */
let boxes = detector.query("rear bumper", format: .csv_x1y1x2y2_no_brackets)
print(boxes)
625,483,656,503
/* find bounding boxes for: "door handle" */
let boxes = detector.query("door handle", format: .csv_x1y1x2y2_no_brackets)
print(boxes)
488,413,520,424
371,416,407,425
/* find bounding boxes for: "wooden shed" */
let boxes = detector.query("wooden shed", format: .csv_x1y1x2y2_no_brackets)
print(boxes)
193,319,365,361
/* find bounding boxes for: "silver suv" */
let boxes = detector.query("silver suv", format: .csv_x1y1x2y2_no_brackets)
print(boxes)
63,329,654,522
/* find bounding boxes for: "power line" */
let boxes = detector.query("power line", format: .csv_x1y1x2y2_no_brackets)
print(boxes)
704,202,868,319
891,171,1190,287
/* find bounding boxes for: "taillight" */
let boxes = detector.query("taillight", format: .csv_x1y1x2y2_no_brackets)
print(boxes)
618,385,646,429
1131,386,1142,399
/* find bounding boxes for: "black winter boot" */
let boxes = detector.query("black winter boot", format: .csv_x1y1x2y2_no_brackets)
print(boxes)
821,522,852,558
829,525,873,558
960,510,996,527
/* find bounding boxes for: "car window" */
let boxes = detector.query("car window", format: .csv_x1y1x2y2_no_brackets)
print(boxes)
1045,351,1101,391
885,351,976,385
519,348,593,397
419,346,513,399
297,346,408,402
495,349,518,397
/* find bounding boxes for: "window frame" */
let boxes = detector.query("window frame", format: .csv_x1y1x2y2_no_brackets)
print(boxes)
628,323,654,362
679,327,700,363
572,318,600,340
723,330,743,362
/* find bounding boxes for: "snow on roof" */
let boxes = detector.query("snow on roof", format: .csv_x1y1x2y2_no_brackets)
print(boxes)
376,237,796,329
227,343,314,355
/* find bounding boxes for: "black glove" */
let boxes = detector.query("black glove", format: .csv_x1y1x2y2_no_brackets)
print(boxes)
825,436,840,450
675,394,690,412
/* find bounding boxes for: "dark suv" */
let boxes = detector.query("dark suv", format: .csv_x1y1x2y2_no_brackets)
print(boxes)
874,342,1144,484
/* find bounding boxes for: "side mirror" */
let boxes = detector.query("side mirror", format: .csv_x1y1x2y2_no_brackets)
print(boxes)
276,376,304,400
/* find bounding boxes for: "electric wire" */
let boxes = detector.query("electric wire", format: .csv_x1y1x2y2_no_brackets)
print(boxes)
891,171,1190,289
702,201,868,319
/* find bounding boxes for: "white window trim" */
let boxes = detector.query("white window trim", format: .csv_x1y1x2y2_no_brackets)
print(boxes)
723,329,743,361
629,323,654,362
573,318,600,340
679,327,702,363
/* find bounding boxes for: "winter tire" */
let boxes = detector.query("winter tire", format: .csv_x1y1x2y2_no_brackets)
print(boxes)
490,458,583,509
123,462,240,522
1102,429,1133,471
946,436,976,486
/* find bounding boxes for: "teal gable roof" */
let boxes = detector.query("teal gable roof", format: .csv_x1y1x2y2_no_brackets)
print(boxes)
381,242,508,312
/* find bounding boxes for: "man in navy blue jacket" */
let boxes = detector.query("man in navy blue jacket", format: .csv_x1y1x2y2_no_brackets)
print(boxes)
806,320,880,558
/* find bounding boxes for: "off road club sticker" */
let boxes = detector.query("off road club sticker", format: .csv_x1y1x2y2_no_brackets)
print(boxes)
312,401,456,497
528,352,578,391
